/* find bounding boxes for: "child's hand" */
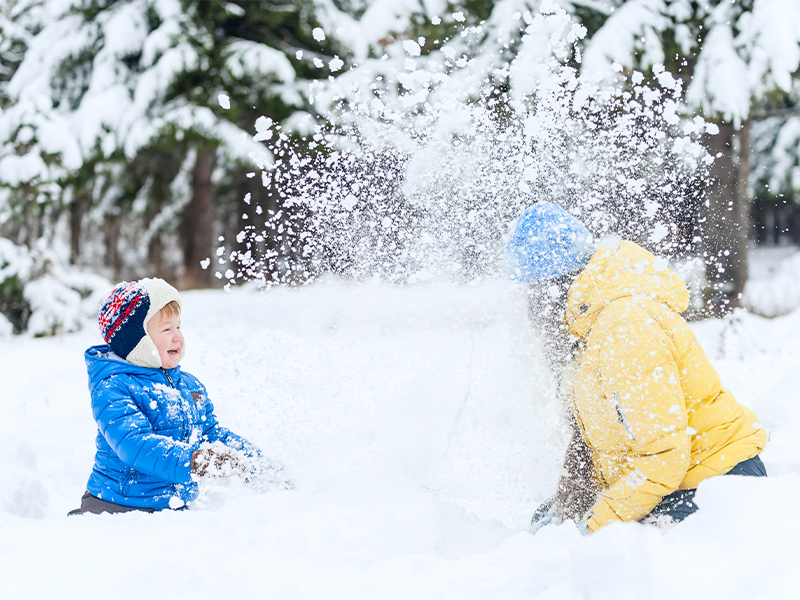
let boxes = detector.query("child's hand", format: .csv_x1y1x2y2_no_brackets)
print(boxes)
191,442,248,479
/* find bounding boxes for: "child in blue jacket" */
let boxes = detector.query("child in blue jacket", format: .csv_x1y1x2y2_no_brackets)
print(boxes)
73,278,261,514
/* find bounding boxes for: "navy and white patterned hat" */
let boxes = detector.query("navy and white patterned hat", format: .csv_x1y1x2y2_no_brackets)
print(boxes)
98,278,182,368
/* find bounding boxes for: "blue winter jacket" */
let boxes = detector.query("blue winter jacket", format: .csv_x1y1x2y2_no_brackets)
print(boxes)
85,344,258,510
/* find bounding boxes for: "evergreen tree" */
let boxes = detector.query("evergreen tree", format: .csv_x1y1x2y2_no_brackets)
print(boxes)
580,0,800,314
0,0,339,289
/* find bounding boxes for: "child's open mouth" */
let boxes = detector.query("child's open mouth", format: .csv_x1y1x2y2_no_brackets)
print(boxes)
168,348,180,355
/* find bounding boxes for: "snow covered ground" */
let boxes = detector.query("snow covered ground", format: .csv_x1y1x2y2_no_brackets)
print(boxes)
743,245,800,317
2,255,800,599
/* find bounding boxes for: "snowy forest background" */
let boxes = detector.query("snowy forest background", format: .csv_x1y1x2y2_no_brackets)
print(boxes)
2,0,800,337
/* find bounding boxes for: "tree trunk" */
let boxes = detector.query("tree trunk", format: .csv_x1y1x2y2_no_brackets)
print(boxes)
734,118,752,297
69,191,89,265
148,237,165,280
182,145,216,289
701,120,751,316
104,214,121,280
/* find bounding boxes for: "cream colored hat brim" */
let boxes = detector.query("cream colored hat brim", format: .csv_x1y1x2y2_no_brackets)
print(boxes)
126,278,182,369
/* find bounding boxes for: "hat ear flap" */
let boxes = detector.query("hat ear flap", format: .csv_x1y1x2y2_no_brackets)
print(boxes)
126,334,163,368
99,285,151,362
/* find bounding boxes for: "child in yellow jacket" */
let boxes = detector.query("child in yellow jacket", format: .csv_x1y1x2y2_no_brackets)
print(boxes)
508,202,768,533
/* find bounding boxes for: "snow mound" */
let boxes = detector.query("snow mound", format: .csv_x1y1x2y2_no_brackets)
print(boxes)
743,246,800,317
1,280,798,599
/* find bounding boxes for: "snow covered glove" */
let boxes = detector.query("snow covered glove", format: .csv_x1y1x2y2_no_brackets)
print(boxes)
531,511,563,534
532,513,589,536
529,496,590,536
246,456,296,492
529,496,557,534
191,442,248,479
575,520,590,536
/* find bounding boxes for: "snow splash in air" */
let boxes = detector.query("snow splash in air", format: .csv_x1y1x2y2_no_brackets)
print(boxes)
232,4,710,287
207,4,713,527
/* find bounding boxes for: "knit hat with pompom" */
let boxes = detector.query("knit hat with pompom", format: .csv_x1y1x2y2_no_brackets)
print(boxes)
98,278,182,368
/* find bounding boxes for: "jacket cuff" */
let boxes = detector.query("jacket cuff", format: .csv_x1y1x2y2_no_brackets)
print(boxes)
585,517,602,533
174,447,194,484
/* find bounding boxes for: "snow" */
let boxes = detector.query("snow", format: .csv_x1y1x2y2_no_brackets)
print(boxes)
403,39,422,57
686,23,751,127
2,249,800,597
0,152,49,187
583,0,800,125
0,238,109,336
257,3,706,288
0,312,12,337
759,115,800,196
224,40,296,82
581,0,669,82
329,56,345,72
742,245,800,316
2,1,800,594
0,0,288,196
740,0,800,95
316,0,439,61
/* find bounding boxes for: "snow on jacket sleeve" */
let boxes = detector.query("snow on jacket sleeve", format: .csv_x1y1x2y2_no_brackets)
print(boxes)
92,378,193,484
576,309,691,532
189,377,261,459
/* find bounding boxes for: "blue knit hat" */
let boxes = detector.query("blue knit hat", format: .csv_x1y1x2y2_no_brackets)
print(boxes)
98,278,182,368
505,202,595,282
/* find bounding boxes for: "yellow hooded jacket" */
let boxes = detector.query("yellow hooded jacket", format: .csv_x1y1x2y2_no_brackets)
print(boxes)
564,242,767,533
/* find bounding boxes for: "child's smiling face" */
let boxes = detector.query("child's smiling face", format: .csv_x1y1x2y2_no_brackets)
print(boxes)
146,309,184,369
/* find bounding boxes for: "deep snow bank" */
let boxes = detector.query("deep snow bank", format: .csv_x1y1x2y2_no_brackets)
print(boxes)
1,277,798,599
179,279,568,526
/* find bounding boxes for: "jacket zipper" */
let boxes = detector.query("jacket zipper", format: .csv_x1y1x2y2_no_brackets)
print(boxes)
161,367,191,442
161,368,174,387
612,391,636,441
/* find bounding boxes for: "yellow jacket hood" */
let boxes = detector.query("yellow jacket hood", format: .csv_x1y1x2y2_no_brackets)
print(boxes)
565,241,689,340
